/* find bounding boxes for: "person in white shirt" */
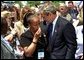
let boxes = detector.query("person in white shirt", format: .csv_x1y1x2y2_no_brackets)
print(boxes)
75,25,83,59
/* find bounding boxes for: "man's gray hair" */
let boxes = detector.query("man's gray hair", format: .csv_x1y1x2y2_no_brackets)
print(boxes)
43,5,57,14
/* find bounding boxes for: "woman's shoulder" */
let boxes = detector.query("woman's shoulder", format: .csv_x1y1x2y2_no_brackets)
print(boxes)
21,29,33,39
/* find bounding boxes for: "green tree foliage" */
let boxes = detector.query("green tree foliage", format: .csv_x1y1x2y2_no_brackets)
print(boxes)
15,1,65,8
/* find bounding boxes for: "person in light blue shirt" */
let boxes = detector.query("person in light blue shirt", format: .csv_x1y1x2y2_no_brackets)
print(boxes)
1,17,17,59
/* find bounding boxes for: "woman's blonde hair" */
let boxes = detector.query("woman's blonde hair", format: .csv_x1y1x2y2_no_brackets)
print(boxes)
14,21,25,38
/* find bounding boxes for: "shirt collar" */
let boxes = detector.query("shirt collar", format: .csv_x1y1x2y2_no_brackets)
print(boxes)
1,35,13,51
52,15,59,25
1,35,9,44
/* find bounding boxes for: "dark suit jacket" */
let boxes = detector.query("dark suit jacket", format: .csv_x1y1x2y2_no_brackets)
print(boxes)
47,16,77,59
1,39,17,59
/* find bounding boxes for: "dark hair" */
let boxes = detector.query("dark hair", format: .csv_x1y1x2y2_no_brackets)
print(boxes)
27,14,38,24
68,1,73,4
23,12,34,28
1,17,8,35
7,5,20,21
20,6,32,21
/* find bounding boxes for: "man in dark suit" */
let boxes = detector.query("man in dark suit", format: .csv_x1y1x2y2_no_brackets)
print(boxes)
42,5,77,59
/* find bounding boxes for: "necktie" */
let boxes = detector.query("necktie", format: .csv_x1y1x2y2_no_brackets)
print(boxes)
47,23,53,39
47,23,53,52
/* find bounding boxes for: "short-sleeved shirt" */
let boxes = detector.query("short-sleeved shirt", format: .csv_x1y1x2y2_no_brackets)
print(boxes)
19,29,47,59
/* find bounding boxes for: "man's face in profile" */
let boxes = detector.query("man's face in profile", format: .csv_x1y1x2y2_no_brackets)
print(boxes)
42,12,54,24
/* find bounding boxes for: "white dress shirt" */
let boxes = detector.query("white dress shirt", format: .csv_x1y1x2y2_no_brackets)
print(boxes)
75,25,83,59
52,15,59,36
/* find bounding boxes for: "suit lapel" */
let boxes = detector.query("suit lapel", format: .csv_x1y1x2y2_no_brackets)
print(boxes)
52,16,61,38
50,16,60,51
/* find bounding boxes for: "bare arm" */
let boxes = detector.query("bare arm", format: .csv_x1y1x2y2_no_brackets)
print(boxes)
4,29,17,42
23,27,41,57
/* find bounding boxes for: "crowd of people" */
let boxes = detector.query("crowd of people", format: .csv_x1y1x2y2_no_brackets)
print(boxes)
1,1,83,59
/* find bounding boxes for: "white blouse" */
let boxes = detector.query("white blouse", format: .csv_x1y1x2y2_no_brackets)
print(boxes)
75,25,83,59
